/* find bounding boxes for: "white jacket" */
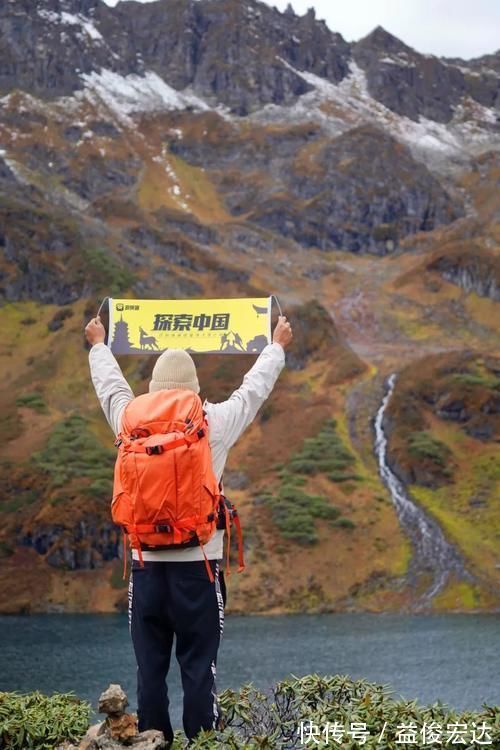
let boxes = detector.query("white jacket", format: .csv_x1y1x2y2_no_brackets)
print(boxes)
88,342,286,561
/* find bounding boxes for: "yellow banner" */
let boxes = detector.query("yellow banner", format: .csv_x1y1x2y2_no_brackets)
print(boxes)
107,297,272,355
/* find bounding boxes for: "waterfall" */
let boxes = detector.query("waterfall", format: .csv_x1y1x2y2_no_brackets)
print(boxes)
374,373,474,607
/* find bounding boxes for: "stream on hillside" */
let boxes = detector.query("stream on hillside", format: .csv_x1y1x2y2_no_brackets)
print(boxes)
374,373,475,607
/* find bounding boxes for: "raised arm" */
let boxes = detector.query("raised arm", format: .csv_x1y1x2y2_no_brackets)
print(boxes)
206,316,293,450
85,316,134,436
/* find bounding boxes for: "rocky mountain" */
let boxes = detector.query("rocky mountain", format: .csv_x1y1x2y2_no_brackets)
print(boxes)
353,26,500,121
2,1,499,118
0,0,499,614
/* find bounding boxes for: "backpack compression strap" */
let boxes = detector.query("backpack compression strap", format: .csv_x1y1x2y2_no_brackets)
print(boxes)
116,427,206,454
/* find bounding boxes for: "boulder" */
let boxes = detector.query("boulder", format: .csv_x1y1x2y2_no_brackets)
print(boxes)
98,684,128,716
106,713,138,743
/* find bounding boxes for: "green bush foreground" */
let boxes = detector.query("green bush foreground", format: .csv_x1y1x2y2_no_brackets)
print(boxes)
0,691,90,750
1,675,498,749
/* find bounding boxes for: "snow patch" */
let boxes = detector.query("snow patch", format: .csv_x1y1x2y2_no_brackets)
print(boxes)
38,10,103,42
379,55,416,68
168,128,183,139
153,144,190,211
79,69,210,125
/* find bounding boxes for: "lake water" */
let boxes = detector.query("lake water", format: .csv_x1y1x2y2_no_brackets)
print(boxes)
0,613,498,728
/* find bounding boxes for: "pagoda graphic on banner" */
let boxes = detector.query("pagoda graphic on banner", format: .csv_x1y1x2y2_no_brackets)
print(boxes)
111,316,141,354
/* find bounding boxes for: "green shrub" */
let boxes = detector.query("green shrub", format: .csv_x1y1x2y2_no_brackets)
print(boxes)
289,419,354,474
328,472,362,483
5,675,497,750
0,691,90,750
174,674,500,749
286,419,357,481
15,393,47,414
333,517,356,529
265,482,341,545
0,541,14,558
33,415,115,498
265,420,357,545
278,471,307,487
82,247,134,296
407,431,451,466
0,490,38,515
452,373,500,389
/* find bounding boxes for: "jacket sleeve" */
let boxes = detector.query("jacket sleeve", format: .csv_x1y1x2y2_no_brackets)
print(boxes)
88,342,135,436
205,342,286,450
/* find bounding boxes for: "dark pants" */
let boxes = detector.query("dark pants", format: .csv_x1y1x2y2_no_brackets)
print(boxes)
128,559,226,745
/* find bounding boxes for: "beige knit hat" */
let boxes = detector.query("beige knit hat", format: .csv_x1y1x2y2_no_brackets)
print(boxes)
149,349,200,394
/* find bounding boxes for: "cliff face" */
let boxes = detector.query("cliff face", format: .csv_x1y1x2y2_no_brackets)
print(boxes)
0,0,350,109
427,246,500,301
0,0,499,614
353,26,500,122
2,0,498,118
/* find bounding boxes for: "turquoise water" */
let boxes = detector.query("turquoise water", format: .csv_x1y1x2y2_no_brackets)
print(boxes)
0,613,498,727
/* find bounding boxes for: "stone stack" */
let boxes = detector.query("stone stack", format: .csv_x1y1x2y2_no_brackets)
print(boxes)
58,685,167,750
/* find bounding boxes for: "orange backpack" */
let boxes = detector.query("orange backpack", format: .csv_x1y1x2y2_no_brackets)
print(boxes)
112,389,244,581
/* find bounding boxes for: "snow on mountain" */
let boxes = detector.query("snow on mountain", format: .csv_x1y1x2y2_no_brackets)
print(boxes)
247,59,500,175
38,9,104,43
78,69,211,126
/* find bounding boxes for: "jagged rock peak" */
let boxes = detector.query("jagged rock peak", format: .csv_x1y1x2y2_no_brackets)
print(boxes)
351,22,500,123
355,25,415,56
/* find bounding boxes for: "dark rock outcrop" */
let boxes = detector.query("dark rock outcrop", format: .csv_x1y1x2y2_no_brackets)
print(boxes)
167,120,463,253
353,26,500,123
0,185,133,304
0,0,128,98
427,245,500,300
99,0,352,115
353,27,465,123
242,125,463,253
444,50,500,109
20,520,121,570
286,300,365,382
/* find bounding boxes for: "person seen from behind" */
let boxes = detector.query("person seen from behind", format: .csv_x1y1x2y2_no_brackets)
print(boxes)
84,313,293,747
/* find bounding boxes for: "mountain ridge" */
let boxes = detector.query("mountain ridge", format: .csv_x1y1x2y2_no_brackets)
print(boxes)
1,0,499,118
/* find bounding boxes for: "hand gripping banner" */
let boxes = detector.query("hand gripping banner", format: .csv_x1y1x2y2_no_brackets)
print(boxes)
99,296,282,355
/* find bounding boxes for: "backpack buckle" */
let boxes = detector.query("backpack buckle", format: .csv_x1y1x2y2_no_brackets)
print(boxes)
155,523,172,533
197,428,205,439
146,445,164,455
